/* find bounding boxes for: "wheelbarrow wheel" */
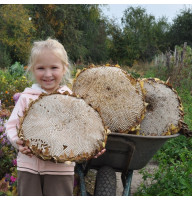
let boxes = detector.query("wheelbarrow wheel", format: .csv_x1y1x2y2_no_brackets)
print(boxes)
94,166,116,196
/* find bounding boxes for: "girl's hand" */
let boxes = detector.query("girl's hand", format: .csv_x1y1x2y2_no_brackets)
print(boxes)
94,149,106,158
16,139,33,157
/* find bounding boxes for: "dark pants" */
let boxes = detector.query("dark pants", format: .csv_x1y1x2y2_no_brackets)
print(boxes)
17,171,74,196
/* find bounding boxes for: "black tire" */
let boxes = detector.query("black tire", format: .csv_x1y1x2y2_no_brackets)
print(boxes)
94,166,116,196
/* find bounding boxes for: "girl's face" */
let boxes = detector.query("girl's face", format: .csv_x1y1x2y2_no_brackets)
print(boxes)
33,49,65,93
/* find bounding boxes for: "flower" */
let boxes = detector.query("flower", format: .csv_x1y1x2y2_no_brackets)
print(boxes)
10,176,17,183
13,93,21,104
2,132,6,137
1,138,6,145
12,159,17,166
0,118,3,125
4,173,10,182
4,174,17,185
5,91,9,94
0,126,4,133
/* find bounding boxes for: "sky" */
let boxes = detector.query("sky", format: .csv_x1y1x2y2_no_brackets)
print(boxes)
101,4,192,26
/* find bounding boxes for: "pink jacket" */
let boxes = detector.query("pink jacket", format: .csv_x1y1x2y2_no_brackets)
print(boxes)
6,84,75,175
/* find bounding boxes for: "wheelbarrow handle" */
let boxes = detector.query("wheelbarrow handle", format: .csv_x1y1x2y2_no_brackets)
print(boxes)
122,170,133,196
75,164,87,196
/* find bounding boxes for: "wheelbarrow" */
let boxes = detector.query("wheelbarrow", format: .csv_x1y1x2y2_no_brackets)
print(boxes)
75,132,180,196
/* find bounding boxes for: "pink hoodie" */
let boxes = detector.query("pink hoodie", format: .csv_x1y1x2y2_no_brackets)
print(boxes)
6,84,75,175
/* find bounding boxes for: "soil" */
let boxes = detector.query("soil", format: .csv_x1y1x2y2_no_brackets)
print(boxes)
116,161,158,195
84,160,158,196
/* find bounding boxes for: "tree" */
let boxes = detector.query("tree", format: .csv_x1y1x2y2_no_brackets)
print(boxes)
27,4,108,64
169,8,192,49
80,5,109,63
106,20,127,65
119,6,170,65
0,42,12,69
0,4,35,64
151,17,170,53
122,6,157,64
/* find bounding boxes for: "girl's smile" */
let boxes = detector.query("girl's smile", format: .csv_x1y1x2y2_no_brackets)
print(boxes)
33,49,65,93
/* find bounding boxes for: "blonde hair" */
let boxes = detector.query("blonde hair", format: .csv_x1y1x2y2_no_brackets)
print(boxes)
27,38,72,85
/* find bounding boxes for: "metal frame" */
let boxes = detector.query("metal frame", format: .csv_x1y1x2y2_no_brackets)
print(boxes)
75,133,180,196
75,136,136,196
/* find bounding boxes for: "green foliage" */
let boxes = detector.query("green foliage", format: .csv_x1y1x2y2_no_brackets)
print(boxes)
0,4,35,64
153,136,192,164
152,17,171,52
133,44,192,196
143,67,157,79
177,88,192,130
9,62,25,78
150,44,192,91
0,69,32,107
0,5,192,195
135,136,192,196
169,8,192,48
124,68,141,79
128,71,141,79
0,42,12,69
118,6,170,66
106,21,125,65
0,139,16,180
0,67,32,195
81,5,109,63
0,109,17,195
0,4,191,67
28,4,108,64
71,64,87,78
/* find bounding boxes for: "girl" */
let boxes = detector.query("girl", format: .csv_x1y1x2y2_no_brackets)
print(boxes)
6,38,104,196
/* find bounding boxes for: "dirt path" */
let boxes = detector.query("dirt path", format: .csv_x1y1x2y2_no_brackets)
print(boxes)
84,160,158,196
116,161,158,195
116,169,144,195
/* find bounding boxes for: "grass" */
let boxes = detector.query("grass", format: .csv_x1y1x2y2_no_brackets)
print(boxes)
129,61,192,196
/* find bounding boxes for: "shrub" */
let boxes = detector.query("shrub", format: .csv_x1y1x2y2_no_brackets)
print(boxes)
0,104,17,196
177,88,192,130
135,136,192,196
0,43,12,69
0,69,32,107
8,62,25,78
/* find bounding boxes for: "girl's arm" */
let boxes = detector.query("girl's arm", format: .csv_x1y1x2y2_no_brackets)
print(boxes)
6,95,32,157
6,94,26,149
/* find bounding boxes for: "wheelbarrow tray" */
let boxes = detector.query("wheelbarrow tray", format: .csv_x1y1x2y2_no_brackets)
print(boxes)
90,132,180,170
